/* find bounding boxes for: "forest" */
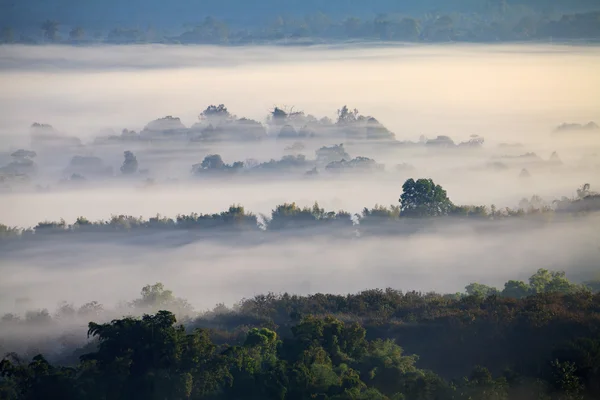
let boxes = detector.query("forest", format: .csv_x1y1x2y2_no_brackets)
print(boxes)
1,175,599,399
1,268,600,400
2,6,600,45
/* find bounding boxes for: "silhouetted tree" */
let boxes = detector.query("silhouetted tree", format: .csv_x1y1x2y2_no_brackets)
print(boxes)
399,178,453,217
120,151,138,175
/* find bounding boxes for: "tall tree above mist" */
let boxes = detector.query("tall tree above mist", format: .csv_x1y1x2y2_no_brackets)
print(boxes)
200,104,232,122
399,178,453,217
336,105,359,125
82,310,216,398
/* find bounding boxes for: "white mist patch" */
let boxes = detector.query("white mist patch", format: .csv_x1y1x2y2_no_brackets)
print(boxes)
0,44,599,141
1,214,599,316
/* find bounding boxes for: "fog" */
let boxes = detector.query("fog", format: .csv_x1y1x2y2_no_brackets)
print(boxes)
1,44,599,141
2,215,600,313
1,45,599,225
1,43,600,358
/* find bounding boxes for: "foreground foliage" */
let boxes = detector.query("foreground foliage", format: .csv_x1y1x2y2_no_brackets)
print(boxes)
1,269,600,400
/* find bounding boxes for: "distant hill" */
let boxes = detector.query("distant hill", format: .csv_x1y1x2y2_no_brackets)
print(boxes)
2,0,600,31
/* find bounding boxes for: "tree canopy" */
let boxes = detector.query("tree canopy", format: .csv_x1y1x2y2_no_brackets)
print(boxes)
399,178,454,217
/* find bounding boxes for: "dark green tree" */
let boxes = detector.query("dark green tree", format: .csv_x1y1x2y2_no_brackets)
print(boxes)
80,310,220,400
399,178,453,217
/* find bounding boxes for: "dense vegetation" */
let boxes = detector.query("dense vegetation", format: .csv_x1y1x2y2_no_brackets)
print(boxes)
1,267,600,400
2,5,600,45
1,180,599,243
1,181,599,399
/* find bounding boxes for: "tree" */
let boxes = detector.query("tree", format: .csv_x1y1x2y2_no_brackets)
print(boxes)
1,27,14,43
576,183,592,199
199,104,231,121
398,18,420,40
343,17,362,37
0,354,79,399
120,151,138,175
41,20,59,41
82,310,218,400
550,359,584,400
69,27,84,41
399,178,453,217
528,269,580,294
465,283,499,298
200,154,225,170
337,105,359,125
131,283,193,316
501,280,530,299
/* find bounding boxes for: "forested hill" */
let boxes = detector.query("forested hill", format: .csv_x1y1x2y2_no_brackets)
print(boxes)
2,0,600,33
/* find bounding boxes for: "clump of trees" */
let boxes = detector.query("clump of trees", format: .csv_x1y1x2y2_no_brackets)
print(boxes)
90,104,490,151
325,156,384,173
120,151,138,175
0,149,37,177
315,144,350,164
266,202,353,231
554,121,599,133
1,180,598,242
465,268,588,299
191,154,244,175
4,6,600,45
190,105,267,142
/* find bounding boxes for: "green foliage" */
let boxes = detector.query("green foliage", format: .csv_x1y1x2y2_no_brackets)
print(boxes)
466,269,587,300
77,310,222,400
399,178,454,217
465,283,499,297
2,183,598,243
501,280,531,299
267,202,352,231
528,269,584,295
2,278,600,400
549,360,584,400
130,283,193,316
0,354,79,400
